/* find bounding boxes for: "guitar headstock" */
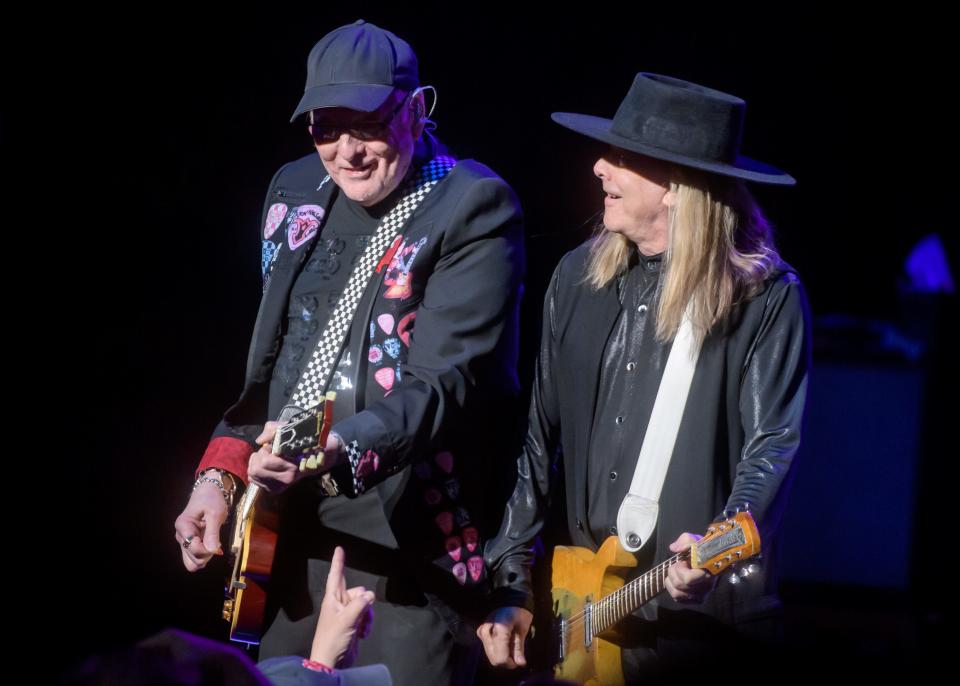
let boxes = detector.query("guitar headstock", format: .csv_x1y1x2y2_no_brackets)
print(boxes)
272,392,336,471
690,511,761,575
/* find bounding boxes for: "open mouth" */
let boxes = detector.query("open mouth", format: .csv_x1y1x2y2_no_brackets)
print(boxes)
343,163,374,178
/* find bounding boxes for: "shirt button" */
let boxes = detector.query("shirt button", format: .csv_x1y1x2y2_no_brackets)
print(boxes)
576,519,584,530
626,362,636,371
638,304,648,313
615,416,624,425
610,525,618,535
609,471,618,481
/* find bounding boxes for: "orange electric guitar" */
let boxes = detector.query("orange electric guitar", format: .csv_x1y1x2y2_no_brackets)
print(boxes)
222,392,336,644
551,511,761,685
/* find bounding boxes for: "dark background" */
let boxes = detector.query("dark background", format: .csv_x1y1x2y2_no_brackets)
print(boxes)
18,4,953,679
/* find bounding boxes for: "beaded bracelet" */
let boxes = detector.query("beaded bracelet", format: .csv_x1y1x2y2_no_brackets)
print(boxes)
192,468,236,506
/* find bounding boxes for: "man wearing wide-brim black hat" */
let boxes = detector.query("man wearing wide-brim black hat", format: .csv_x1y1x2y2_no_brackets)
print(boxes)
480,72,810,681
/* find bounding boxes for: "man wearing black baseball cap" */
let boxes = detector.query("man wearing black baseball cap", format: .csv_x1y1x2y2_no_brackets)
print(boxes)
480,73,810,679
175,20,526,684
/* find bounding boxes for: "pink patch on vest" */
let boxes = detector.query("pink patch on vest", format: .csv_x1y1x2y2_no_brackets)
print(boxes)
288,205,324,250
435,451,454,474
264,203,288,239
397,311,416,347
452,563,467,585
462,527,479,553
374,367,395,391
467,556,484,582
424,488,442,506
445,536,462,562
356,450,380,478
377,314,395,335
435,511,454,536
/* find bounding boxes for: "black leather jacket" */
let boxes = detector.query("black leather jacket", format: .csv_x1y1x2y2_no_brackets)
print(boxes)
484,242,811,624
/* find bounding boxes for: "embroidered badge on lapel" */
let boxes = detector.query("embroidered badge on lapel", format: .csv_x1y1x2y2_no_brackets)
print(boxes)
264,203,288,239
287,204,325,250
383,338,401,359
435,451,454,475
384,236,428,300
435,511,454,536
462,527,479,553
374,367,394,391
467,556,484,582
445,536,462,562
377,314,395,335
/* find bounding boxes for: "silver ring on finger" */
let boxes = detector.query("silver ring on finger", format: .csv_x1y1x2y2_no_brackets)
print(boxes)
182,535,194,549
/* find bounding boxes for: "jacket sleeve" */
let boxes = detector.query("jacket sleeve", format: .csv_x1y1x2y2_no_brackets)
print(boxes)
194,163,292,485
725,272,812,541
480,258,567,611
329,174,525,495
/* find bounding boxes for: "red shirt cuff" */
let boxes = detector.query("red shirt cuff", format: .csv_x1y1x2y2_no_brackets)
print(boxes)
196,436,253,485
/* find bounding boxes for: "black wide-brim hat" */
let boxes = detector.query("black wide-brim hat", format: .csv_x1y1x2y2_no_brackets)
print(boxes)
552,73,795,185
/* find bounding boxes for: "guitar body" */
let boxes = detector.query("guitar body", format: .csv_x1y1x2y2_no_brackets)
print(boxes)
221,393,336,644
550,513,761,685
552,536,637,686
223,490,279,644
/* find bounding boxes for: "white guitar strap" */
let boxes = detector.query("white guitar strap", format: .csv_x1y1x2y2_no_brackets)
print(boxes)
616,308,701,552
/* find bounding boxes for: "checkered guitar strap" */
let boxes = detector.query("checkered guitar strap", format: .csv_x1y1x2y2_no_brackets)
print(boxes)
288,155,456,412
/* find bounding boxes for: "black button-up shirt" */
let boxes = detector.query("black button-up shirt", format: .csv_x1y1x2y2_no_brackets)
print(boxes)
585,249,673,544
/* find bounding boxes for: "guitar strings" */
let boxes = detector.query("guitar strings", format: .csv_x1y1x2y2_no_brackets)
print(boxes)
560,553,685,631
559,522,753,637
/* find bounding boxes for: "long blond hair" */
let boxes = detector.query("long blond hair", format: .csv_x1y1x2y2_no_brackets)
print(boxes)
586,166,780,343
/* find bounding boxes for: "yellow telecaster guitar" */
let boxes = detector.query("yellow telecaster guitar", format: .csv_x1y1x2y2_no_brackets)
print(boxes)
551,511,761,685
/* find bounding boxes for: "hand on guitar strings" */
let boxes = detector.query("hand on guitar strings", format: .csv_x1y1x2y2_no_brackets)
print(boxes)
248,421,344,494
310,546,376,668
665,532,718,604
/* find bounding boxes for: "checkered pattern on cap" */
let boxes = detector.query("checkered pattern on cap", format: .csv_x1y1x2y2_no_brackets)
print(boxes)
291,155,456,410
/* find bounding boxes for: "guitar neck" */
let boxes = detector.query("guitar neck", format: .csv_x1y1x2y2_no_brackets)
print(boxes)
591,551,687,634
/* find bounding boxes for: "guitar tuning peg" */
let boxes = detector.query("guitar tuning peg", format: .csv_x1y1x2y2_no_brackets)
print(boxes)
728,573,741,585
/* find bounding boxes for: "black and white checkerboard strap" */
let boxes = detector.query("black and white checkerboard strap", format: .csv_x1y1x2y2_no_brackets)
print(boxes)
290,155,457,410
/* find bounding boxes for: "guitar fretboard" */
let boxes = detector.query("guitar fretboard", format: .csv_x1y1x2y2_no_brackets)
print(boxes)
591,551,688,634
